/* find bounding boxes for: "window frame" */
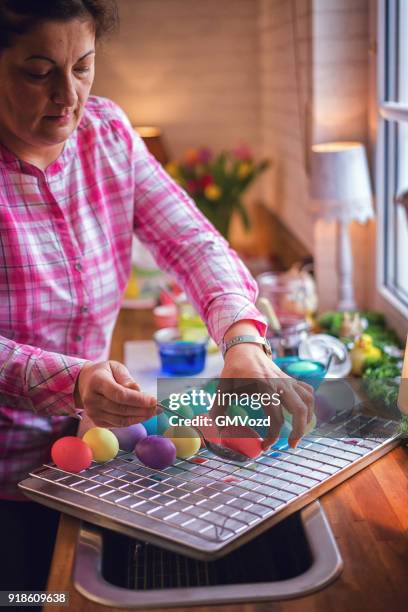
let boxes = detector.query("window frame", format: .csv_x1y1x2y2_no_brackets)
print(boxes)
376,0,408,320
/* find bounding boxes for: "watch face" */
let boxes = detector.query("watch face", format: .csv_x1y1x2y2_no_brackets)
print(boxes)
264,339,272,357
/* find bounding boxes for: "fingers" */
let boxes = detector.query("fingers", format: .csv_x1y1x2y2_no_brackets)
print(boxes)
109,361,141,389
283,387,308,439
280,386,310,447
80,360,157,428
87,397,156,428
295,383,315,423
99,379,155,409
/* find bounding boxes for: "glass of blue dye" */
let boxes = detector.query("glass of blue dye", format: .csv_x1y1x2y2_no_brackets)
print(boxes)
154,327,208,376
274,356,327,390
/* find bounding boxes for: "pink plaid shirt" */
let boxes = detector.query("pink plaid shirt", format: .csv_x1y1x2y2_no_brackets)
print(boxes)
0,96,266,499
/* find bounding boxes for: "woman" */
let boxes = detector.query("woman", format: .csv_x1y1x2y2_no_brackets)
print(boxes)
0,0,313,592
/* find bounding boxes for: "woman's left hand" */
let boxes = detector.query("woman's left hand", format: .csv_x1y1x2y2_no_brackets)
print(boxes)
210,342,315,450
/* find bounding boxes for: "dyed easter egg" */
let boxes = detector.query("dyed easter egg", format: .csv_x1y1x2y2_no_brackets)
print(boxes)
51,436,93,473
110,423,147,452
220,425,263,459
282,408,317,435
143,415,158,435
143,412,170,436
164,426,201,459
157,412,170,435
173,404,194,424
82,427,119,463
135,435,176,469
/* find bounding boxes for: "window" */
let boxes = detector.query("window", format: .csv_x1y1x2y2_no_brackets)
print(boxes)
377,0,408,317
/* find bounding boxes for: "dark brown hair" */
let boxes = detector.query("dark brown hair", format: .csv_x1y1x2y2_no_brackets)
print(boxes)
0,0,119,50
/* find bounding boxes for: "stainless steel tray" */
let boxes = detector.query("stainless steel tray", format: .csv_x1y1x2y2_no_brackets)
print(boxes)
73,501,343,608
19,408,400,560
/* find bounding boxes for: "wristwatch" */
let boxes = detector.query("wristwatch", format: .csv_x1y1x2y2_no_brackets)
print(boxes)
222,335,272,358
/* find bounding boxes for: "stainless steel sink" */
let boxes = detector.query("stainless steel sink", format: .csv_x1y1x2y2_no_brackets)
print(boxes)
73,500,342,609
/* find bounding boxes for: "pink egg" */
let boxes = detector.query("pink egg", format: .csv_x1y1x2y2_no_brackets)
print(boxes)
111,423,147,452
135,435,176,469
51,436,93,473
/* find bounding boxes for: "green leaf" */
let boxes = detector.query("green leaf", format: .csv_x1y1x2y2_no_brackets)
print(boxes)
236,203,251,231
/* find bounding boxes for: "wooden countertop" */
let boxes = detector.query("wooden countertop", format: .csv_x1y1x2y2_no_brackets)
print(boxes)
45,309,408,612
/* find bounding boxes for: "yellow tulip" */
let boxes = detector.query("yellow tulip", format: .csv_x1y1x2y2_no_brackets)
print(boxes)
204,184,222,200
165,162,180,178
237,161,252,179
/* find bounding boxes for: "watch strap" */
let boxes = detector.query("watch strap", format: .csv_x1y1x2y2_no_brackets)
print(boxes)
222,334,272,358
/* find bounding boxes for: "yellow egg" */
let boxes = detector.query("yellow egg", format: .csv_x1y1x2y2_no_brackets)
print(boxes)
282,408,317,435
82,427,119,463
164,426,201,459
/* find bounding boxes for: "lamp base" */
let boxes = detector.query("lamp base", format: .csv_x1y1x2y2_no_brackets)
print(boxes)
337,298,357,312
337,221,357,312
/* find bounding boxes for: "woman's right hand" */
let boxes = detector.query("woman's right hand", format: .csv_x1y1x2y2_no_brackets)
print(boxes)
74,360,157,428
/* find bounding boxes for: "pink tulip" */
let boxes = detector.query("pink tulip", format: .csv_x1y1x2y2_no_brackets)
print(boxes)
198,147,212,164
233,143,252,161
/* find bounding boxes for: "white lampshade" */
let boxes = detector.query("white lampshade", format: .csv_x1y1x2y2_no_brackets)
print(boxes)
310,142,374,223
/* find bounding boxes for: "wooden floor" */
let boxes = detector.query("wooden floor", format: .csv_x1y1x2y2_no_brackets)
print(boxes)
45,307,408,612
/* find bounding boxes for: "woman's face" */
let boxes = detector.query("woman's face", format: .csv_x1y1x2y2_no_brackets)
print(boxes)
0,19,95,151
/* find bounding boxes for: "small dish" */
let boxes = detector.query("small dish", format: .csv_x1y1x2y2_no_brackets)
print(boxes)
154,327,208,376
274,356,327,390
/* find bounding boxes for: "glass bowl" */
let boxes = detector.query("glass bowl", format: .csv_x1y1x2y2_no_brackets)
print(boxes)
274,356,327,390
154,328,208,376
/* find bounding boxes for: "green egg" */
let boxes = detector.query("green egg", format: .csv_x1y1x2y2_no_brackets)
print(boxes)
172,404,194,425
192,402,207,416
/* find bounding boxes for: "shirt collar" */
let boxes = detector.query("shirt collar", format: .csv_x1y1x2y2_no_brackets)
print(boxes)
0,129,77,177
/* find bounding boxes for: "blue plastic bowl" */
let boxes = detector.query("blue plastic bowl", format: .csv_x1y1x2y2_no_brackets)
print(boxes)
154,327,208,376
274,356,327,390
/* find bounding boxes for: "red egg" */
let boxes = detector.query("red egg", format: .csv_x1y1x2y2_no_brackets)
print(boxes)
51,436,93,473
220,425,263,459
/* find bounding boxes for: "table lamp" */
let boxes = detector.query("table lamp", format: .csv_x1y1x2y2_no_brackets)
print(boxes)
310,141,374,311
134,126,169,166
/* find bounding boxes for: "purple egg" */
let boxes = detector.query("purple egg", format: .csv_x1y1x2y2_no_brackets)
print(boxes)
111,423,147,452
135,435,176,470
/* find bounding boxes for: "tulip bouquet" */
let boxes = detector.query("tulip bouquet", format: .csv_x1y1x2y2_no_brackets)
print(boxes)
165,145,270,238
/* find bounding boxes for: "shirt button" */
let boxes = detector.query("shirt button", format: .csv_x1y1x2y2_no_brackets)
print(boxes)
75,262,82,272
76,335,82,342
80,306,88,313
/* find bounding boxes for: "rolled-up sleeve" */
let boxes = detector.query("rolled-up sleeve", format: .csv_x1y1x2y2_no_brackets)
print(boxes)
130,135,267,345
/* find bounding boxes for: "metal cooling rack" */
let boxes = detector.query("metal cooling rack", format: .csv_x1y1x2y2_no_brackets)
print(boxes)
19,409,401,560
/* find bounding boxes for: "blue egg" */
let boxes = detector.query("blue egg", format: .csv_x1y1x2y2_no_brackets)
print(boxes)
143,415,158,435
157,412,170,435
